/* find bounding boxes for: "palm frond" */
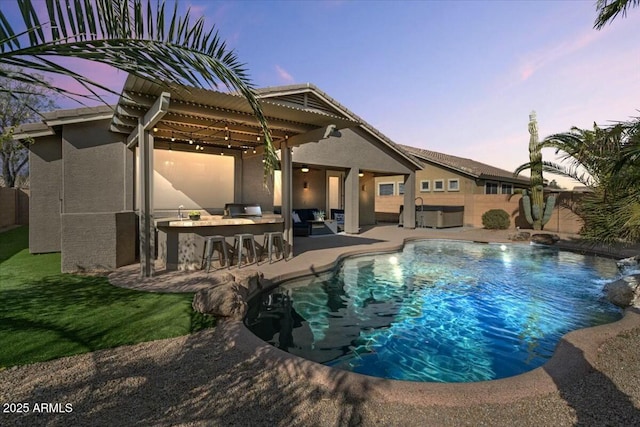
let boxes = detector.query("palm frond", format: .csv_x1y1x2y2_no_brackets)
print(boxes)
594,0,640,29
0,0,277,174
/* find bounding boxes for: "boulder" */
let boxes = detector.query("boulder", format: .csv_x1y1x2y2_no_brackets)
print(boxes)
604,274,640,308
229,270,264,296
616,255,640,271
508,231,531,241
192,281,248,320
530,233,560,245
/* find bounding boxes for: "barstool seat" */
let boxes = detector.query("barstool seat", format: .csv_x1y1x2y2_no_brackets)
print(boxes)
262,231,286,263
202,235,229,272
233,233,258,268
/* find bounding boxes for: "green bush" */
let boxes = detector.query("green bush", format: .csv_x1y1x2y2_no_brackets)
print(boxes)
482,209,510,230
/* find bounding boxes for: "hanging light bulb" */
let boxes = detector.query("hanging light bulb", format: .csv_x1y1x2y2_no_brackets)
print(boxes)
171,131,175,142
195,144,200,150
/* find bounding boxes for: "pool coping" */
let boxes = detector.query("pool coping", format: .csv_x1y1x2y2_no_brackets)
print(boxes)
229,235,640,406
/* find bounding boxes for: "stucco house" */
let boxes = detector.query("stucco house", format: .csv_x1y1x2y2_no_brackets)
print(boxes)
15,77,421,275
375,144,530,220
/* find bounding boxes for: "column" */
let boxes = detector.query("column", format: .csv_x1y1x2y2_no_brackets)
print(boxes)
403,172,416,229
344,166,360,234
281,141,293,256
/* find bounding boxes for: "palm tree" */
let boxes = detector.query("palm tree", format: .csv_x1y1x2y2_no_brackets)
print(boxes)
529,120,640,243
0,0,276,172
594,0,640,29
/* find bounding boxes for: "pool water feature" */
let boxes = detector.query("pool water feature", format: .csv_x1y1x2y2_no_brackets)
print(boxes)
245,240,624,383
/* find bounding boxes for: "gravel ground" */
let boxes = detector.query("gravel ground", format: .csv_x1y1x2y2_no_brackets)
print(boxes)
1,323,639,427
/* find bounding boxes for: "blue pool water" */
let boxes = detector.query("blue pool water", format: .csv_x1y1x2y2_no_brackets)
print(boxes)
245,240,624,382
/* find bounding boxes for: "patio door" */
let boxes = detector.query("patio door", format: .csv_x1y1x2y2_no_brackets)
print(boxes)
326,170,344,215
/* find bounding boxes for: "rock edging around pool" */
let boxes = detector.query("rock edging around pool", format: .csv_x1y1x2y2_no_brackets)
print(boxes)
191,238,640,405
215,306,640,407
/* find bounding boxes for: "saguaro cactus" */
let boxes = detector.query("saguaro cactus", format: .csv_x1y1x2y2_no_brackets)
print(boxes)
524,111,556,230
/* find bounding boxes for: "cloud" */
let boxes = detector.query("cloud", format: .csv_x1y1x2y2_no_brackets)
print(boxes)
517,29,604,82
275,65,295,84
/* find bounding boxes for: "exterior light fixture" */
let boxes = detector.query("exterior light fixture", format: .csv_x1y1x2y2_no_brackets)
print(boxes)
301,165,309,173
358,172,364,177
303,181,308,189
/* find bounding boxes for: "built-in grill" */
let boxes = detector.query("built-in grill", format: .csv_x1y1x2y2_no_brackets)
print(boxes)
223,203,262,219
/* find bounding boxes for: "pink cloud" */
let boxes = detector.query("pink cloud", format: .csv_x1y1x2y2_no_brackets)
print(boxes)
518,29,603,82
275,65,295,84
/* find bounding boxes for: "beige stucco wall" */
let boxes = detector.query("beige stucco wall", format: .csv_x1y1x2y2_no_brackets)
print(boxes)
376,192,583,234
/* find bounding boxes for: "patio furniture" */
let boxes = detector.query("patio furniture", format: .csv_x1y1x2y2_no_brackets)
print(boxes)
202,235,229,272
292,208,322,236
233,233,258,268
262,231,286,263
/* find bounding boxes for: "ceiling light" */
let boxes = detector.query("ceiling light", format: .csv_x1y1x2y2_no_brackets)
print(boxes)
358,172,364,177
301,165,309,173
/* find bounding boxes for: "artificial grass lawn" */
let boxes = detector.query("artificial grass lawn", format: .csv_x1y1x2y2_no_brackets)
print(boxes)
0,226,215,368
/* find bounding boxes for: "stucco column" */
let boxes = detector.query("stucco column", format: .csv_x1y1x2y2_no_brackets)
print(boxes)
139,122,155,277
281,141,293,256
344,167,360,234
403,172,416,229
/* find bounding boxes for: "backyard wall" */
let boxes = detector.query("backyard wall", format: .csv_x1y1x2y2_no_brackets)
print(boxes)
376,192,583,234
0,187,29,228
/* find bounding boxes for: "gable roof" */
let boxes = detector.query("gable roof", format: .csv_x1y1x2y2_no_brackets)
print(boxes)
399,144,529,184
258,84,422,169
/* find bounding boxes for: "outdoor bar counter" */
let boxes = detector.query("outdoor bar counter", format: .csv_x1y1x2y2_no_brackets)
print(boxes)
156,214,284,270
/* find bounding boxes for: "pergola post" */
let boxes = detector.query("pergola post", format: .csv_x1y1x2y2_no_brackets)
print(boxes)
130,92,170,278
281,141,293,257
138,121,154,277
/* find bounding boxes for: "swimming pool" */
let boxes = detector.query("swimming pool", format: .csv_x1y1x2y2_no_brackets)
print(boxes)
245,240,623,382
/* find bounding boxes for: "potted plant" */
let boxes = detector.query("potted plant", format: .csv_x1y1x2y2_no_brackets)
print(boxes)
188,210,201,220
314,210,325,221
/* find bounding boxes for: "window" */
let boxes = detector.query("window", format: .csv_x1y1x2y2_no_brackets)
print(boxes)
448,179,460,191
420,180,430,192
378,182,395,196
485,182,499,194
501,183,513,195
398,182,405,195
434,179,445,191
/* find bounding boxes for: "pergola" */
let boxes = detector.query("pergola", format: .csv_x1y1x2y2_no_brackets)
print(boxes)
110,76,360,277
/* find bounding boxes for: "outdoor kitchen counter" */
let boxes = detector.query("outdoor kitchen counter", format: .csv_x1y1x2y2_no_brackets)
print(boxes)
156,215,284,271
155,214,283,227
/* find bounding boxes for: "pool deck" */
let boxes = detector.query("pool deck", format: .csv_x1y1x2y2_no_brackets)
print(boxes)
2,225,640,426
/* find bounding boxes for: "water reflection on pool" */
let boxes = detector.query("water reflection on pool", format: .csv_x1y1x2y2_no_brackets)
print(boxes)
246,240,623,382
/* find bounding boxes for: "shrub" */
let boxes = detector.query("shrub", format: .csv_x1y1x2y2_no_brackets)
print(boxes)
482,209,510,230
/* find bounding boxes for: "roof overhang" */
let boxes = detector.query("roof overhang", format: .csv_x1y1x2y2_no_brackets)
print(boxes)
13,105,114,140
110,75,359,152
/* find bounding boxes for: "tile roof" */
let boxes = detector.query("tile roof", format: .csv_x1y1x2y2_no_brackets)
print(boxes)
399,144,530,184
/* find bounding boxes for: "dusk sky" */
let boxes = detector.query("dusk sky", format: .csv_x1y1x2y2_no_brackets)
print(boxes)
5,1,640,188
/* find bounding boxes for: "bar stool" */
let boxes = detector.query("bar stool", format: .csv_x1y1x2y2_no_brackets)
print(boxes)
202,235,229,272
262,231,286,263
233,233,258,268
